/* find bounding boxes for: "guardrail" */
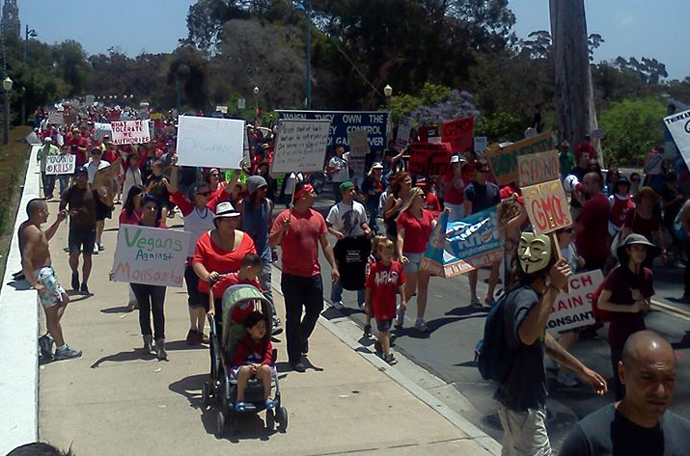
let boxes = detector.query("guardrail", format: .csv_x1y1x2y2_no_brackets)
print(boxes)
0,144,41,454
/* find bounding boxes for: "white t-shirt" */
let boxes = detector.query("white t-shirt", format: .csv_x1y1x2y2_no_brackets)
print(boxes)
87,160,110,184
329,153,350,183
326,200,368,237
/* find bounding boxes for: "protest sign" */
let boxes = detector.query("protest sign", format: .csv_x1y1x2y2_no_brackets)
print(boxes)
271,119,331,174
395,116,413,151
111,225,190,288
517,150,560,186
408,142,452,176
522,179,572,235
45,155,76,175
485,132,553,186
25,131,41,145
643,151,663,175
348,129,370,157
663,109,690,170
48,112,64,125
474,136,487,155
224,169,247,185
94,122,113,141
422,209,503,277
276,110,389,152
216,105,228,114
419,126,441,143
176,116,245,169
547,270,603,334
441,117,474,152
110,120,151,145
349,156,366,180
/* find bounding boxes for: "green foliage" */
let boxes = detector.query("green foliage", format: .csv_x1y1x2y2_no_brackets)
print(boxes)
389,83,452,123
475,110,526,143
600,97,666,166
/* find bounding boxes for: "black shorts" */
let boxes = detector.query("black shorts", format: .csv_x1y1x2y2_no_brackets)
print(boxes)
376,319,393,333
96,199,112,221
68,227,96,255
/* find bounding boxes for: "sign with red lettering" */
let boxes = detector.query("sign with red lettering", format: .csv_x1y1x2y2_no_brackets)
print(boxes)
409,142,452,176
547,270,603,334
517,150,560,186
110,120,151,145
522,179,572,235
441,117,474,152
485,132,553,186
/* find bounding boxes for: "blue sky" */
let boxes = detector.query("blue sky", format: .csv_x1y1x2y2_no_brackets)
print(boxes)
19,0,690,80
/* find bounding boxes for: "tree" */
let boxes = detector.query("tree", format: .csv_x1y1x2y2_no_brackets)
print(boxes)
52,40,92,96
165,46,211,110
614,57,668,85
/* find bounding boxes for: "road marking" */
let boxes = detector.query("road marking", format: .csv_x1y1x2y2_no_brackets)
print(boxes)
652,300,690,322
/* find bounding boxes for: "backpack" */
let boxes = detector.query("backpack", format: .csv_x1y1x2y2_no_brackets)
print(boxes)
591,272,613,323
475,286,530,383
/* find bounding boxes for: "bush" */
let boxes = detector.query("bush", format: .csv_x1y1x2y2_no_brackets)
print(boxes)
600,97,666,166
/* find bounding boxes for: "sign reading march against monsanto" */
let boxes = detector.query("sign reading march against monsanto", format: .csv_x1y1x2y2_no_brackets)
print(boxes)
276,110,389,152
547,270,604,334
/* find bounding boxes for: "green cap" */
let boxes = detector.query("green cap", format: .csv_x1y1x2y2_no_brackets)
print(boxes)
339,181,355,193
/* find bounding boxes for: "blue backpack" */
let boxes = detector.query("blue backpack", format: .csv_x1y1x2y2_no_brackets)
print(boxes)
475,286,529,383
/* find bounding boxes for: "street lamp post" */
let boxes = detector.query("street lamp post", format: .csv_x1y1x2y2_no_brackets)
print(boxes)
384,84,393,110
3,77,13,145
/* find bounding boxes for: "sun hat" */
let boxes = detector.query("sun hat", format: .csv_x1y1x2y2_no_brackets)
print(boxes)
213,201,240,219
371,162,384,170
616,233,660,262
247,175,268,194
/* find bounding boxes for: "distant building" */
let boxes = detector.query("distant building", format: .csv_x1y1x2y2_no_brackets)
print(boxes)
1,0,20,39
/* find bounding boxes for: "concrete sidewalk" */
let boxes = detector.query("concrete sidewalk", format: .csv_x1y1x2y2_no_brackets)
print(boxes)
37,202,495,455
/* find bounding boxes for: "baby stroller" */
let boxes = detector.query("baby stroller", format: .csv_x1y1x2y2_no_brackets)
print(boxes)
202,284,287,436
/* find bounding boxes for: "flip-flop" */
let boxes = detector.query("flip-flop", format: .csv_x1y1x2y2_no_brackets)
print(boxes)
235,402,247,412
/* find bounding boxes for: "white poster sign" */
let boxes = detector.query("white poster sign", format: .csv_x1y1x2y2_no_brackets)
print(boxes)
216,105,228,114
45,155,76,175
271,119,331,174
176,116,245,169
111,225,190,288
348,129,370,157
474,136,488,154
94,122,113,141
110,120,151,145
48,112,64,125
237,98,246,110
664,109,690,170
547,270,603,334
395,116,413,152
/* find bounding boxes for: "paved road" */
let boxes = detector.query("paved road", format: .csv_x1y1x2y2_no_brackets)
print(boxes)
295,193,690,452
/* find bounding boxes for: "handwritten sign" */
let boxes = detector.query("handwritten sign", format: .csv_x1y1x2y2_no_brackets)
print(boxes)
441,117,474,152
664,109,690,170
517,150,560,186
216,105,228,114
474,136,487,155
409,142,452,176
522,179,572,235
110,120,151,145
348,129,370,157
643,151,663,175
45,155,75,175
271,119,331,173
176,116,245,169
94,122,113,141
111,225,190,287
48,112,64,125
547,270,603,334
486,132,553,186
420,126,441,143
395,116,413,151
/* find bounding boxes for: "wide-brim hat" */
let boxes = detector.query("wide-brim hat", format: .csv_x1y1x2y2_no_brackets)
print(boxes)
633,186,661,205
214,201,240,219
616,233,660,261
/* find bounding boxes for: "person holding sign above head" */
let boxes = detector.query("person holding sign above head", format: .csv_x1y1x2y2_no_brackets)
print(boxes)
37,137,60,199
327,144,351,203
270,182,340,372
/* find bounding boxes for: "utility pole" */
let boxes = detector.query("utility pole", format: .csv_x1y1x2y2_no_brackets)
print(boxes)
305,0,312,109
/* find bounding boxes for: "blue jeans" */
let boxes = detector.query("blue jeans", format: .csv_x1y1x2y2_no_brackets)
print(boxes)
42,173,56,198
330,280,365,306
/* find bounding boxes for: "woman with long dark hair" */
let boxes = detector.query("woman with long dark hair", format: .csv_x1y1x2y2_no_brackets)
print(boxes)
119,185,144,311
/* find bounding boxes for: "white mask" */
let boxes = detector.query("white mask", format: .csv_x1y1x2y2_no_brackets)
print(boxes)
518,232,552,274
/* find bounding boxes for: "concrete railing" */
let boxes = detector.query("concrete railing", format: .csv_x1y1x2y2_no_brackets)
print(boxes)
0,144,41,454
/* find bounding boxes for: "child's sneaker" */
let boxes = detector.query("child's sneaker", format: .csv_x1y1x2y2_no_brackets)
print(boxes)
331,300,344,310
363,324,371,338
385,353,397,365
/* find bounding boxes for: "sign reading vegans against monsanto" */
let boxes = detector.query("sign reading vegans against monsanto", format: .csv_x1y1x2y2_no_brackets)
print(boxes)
517,149,560,186
110,120,151,145
111,226,190,288
271,119,331,174
547,270,603,334
45,155,76,175
485,132,553,186
664,108,690,169
521,179,573,235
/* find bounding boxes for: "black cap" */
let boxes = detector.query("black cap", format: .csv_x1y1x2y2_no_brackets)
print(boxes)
74,166,87,175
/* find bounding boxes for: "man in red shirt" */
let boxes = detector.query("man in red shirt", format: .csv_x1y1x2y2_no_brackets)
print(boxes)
270,182,339,372
69,129,90,166
575,172,610,270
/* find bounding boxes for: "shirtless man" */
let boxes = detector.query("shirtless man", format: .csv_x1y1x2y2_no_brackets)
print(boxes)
20,198,82,360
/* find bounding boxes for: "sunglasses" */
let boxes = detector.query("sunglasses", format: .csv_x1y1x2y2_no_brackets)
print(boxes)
196,191,210,197
631,179,641,183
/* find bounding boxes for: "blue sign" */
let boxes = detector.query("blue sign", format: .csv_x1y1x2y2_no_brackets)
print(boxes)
276,110,389,152
422,208,503,277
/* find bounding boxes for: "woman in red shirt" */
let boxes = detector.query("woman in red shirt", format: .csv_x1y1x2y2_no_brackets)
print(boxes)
396,187,437,333
119,185,143,311
620,187,666,264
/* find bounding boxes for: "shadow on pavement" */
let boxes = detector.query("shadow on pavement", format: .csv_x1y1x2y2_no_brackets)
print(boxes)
100,306,131,314
6,279,31,290
90,348,156,368
165,339,208,352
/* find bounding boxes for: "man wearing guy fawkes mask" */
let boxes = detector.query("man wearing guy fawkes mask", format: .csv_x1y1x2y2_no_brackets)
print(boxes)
495,231,609,456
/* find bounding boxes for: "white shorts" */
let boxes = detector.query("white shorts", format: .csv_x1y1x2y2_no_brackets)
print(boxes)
496,403,551,456
34,267,66,309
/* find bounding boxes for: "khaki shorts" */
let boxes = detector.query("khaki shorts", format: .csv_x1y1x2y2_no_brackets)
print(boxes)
34,267,66,309
496,403,551,456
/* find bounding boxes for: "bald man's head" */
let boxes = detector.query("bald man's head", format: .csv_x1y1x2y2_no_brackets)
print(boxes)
622,331,675,368
26,198,47,218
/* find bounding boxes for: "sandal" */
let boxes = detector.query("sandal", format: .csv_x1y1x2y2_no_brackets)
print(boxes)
235,402,247,412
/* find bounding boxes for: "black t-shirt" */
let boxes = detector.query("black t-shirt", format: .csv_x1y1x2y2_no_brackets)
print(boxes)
559,404,690,456
333,236,372,291
495,286,547,411
464,181,500,214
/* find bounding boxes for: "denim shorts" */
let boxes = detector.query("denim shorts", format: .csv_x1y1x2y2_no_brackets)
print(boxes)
403,252,424,275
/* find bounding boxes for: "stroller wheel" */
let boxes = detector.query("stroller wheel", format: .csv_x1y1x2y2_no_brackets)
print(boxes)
216,411,226,437
202,381,211,407
276,406,288,431
265,408,275,431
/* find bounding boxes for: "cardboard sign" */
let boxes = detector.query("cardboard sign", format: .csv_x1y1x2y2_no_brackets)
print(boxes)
271,119,331,173
547,270,603,334
48,112,64,125
348,129,370,157
643,151,663,175
422,209,504,277
485,132,553,186
522,179,572,235
395,116,413,151
409,142,452,176
349,156,366,179
94,122,113,141
176,116,245,169
111,225,190,288
517,150,560,186
237,99,246,110
45,155,75,175
216,105,228,114
441,117,474,152
664,109,690,170
474,136,487,154
110,120,151,145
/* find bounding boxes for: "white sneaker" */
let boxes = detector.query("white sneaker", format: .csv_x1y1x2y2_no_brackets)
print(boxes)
414,318,429,333
92,244,99,255
331,301,344,310
98,241,104,251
